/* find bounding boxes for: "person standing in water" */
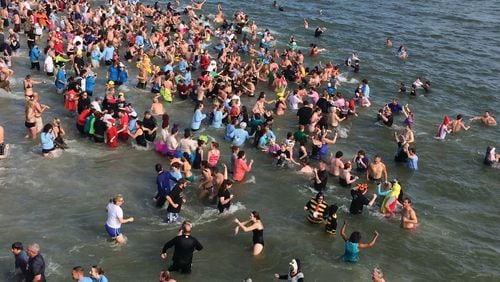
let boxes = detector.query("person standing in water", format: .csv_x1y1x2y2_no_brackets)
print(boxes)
450,114,470,133
105,194,134,244
340,221,379,263
234,211,264,256
274,258,304,281
484,146,500,166
436,115,451,139
11,242,28,281
0,124,9,159
26,243,46,282
366,155,388,182
400,197,418,230
160,220,203,274
469,111,497,126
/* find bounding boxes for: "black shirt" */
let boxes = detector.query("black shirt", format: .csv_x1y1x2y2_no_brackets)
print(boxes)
26,254,46,282
142,116,157,142
316,97,331,114
77,97,91,114
167,186,183,213
15,251,29,278
217,188,231,213
349,190,370,214
314,169,328,191
162,235,203,265
297,106,313,125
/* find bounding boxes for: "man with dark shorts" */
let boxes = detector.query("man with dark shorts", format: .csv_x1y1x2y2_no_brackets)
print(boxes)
161,220,203,274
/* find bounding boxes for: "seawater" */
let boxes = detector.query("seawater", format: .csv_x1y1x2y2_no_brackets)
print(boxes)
1,0,499,281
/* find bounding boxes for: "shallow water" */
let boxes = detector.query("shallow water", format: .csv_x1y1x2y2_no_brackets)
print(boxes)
1,0,500,281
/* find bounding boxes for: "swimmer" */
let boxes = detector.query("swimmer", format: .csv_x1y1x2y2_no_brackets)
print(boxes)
105,194,134,244
436,115,451,139
450,114,470,132
234,211,264,256
377,180,402,217
366,155,388,183
400,197,418,230
371,267,386,282
0,125,9,160
303,18,309,29
150,96,164,116
385,38,392,48
274,258,304,281
191,0,206,10
159,270,176,282
340,221,379,263
304,192,328,224
314,27,325,38
469,111,497,126
484,146,500,166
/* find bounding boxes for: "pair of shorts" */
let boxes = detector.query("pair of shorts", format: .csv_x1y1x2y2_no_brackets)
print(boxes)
0,143,4,155
25,121,36,128
105,224,122,238
42,147,55,154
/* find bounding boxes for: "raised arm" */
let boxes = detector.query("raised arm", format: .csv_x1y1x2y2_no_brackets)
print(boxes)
358,231,379,249
340,221,348,241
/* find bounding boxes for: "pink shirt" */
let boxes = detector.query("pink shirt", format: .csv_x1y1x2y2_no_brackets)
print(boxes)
233,159,251,182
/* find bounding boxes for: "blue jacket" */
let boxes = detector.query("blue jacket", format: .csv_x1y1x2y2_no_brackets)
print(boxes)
30,47,40,62
191,109,206,130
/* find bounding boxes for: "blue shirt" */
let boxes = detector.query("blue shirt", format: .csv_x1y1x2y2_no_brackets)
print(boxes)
224,124,236,141
212,110,223,128
169,171,183,190
85,76,95,92
128,118,137,134
41,132,54,150
118,69,128,84
177,60,188,73
55,69,66,89
232,129,250,146
92,275,108,282
407,154,418,170
102,46,114,61
135,35,144,47
30,47,40,62
157,171,178,197
362,84,370,99
191,109,206,130
343,241,359,263
78,277,93,282
108,66,119,82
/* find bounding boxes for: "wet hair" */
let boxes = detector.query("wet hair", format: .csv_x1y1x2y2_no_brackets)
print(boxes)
404,197,412,204
349,231,361,243
155,163,163,172
335,151,343,158
171,162,181,169
11,242,23,250
91,266,105,275
42,123,53,133
457,114,463,120
231,145,239,153
315,192,324,201
72,266,85,274
184,128,192,138
237,150,245,159
251,211,260,220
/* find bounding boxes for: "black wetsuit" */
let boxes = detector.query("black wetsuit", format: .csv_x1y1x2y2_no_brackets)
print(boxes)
162,235,203,274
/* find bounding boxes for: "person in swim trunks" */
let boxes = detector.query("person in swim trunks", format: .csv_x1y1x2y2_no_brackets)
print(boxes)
0,125,8,159
400,197,418,230
366,155,387,182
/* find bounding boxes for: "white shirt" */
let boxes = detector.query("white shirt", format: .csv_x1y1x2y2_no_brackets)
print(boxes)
91,101,102,112
106,202,123,229
44,56,54,73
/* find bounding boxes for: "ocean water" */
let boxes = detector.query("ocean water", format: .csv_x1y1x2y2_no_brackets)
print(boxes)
0,0,499,281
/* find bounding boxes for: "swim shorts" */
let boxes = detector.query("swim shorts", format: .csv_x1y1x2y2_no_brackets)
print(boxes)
105,224,122,238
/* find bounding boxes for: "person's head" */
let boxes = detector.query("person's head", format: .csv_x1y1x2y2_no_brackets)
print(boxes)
71,266,85,280
26,243,40,258
181,220,192,234
112,194,124,205
371,267,384,282
231,145,240,154
184,128,192,138
144,111,152,119
237,150,246,159
177,179,188,189
90,266,104,279
42,123,53,133
392,98,398,104
11,242,23,255
289,258,301,275
403,197,412,208
52,117,62,127
357,150,365,157
344,161,351,170
155,163,163,173
318,160,327,170
250,210,260,221
409,148,416,154
374,155,381,163
456,114,463,121
349,231,361,243
159,270,172,282
315,192,324,201
357,183,368,194
335,151,343,158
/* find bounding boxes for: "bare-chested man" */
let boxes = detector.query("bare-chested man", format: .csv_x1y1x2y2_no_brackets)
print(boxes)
469,111,497,126
366,155,387,182
450,114,470,132
0,125,9,159
329,151,344,177
400,197,418,230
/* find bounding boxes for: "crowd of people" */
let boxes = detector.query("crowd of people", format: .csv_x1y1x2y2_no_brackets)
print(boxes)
1,0,498,281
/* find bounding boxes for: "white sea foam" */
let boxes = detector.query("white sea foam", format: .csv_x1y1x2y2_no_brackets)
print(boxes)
243,175,256,184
